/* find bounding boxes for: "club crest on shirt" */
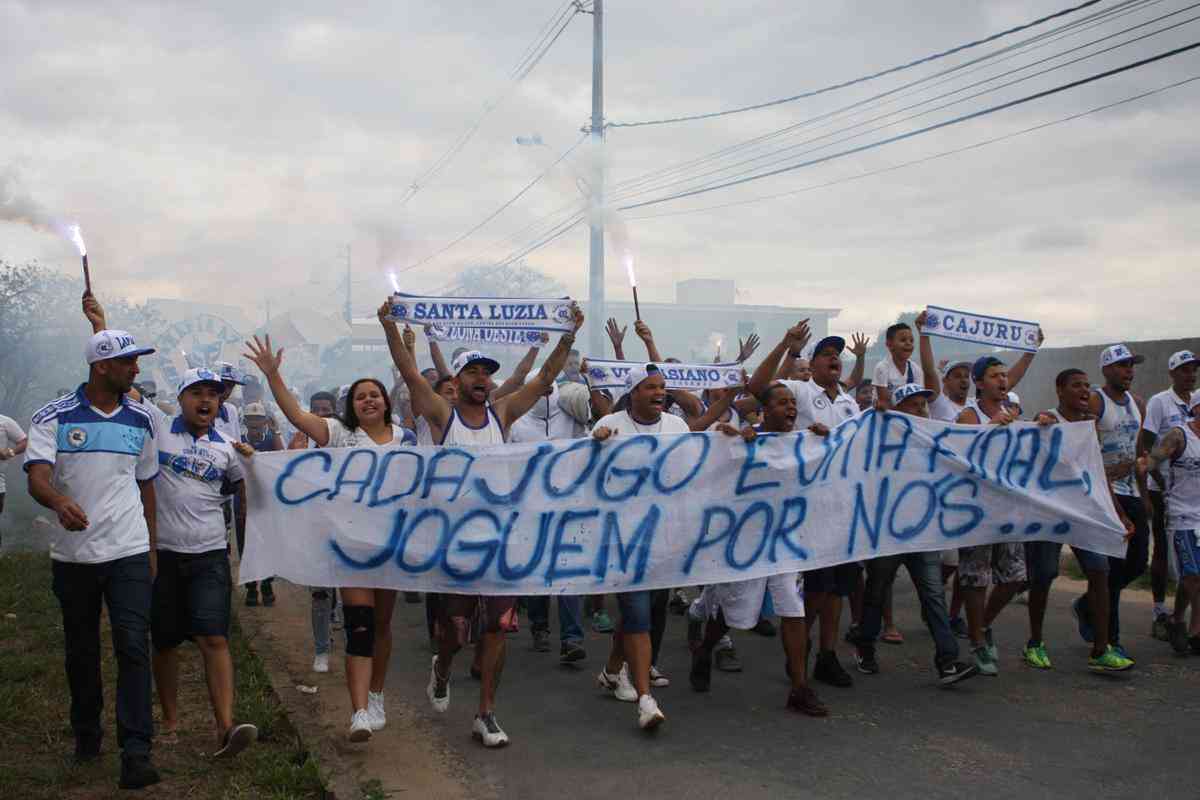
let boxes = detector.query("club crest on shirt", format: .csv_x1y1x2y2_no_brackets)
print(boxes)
814,396,829,409
66,427,88,447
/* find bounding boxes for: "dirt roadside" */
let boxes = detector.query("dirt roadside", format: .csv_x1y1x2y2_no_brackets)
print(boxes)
237,579,474,800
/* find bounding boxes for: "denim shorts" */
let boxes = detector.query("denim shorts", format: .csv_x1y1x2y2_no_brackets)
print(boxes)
616,591,653,633
1173,530,1200,578
958,543,1026,588
1025,541,1109,588
151,548,231,650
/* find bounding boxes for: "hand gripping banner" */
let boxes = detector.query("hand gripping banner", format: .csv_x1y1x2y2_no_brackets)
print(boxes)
238,410,1126,595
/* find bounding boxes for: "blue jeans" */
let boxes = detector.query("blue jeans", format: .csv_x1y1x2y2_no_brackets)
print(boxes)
51,552,154,758
526,595,583,645
311,588,334,656
857,551,958,667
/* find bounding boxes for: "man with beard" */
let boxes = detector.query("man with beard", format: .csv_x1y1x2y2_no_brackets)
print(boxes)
1027,370,1135,671
1071,345,1151,664
24,295,161,789
1140,350,1199,639
382,301,584,748
750,322,864,688
955,357,1027,676
689,380,829,716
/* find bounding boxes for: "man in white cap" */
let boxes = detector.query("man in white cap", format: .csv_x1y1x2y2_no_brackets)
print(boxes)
23,295,161,789
852,384,980,685
1144,391,1200,655
380,301,584,748
1074,344,1150,664
1140,349,1199,639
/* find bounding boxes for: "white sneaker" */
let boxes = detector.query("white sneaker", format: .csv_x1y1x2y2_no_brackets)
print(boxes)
427,655,450,713
637,694,665,730
312,653,329,673
596,665,637,702
650,666,670,688
348,709,372,743
367,691,386,731
472,712,509,748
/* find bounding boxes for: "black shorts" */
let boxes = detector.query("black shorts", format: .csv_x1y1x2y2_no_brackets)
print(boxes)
152,548,232,650
803,562,861,597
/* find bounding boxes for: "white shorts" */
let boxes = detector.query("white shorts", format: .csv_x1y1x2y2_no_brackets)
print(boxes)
705,573,805,630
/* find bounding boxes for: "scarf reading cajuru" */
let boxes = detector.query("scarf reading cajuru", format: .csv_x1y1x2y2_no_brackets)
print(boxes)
585,358,744,392
923,305,1041,353
387,293,576,333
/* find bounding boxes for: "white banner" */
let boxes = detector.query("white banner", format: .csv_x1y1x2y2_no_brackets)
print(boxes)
387,293,576,333
923,305,1041,353
584,359,744,393
426,324,546,347
239,411,1126,594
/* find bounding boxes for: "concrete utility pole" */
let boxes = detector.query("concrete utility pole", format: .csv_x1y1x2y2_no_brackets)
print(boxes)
587,0,605,358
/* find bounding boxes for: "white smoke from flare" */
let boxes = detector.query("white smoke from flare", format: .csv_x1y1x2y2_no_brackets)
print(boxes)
624,255,637,288
0,167,86,255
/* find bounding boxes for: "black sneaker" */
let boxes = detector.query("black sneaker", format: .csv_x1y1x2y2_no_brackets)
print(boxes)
244,586,259,607
1167,621,1191,655
560,642,586,664
937,660,980,686
813,650,853,688
261,581,276,607
119,756,161,790
752,618,777,637
690,647,713,692
855,644,879,675
531,629,551,653
74,734,102,763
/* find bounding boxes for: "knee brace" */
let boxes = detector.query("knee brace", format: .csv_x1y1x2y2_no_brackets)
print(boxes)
343,605,376,657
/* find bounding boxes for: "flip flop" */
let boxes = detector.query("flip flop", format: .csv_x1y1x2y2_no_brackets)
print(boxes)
881,631,904,645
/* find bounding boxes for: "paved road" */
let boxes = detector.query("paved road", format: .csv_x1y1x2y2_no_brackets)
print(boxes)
384,581,1199,800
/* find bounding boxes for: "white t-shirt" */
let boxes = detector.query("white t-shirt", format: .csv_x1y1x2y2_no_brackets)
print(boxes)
24,387,159,564
929,394,966,423
1143,388,1196,491
324,417,417,448
149,408,244,553
0,413,27,494
780,379,859,430
594,409,691,437
873,358,924,397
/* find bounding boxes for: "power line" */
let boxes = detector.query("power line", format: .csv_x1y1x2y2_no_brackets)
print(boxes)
605,5,1200,206
606,0,1105,128
396,133,589,274
397,2,583,208
623,73,1200,220
616,40,1200,211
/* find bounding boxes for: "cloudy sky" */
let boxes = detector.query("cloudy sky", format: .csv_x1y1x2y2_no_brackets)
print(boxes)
2,0,1198,348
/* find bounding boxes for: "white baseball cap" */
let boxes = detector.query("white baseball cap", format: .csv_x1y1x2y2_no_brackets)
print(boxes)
216,361,245,385
1168,350,1199,372
451,350,500,376
940,360,971,380
85,330,155,364
1100,344,1144,368
177,367,224,396
243,402,269,419
892,383,933,405
621,363,661,399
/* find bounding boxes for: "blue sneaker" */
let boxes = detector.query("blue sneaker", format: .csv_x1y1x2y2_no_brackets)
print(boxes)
1072,596,1094,644
1112,643,1135,666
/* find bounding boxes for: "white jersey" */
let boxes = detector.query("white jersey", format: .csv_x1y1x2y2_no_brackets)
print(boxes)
929,394,966,423
0,413,27,494
779,379,858,431
1095,388,1142,497
1143,388,1195,491
1166,423,1200,530
509,385,586,443
415,416,437,446
441,405,507,446
961,397,1019,425
594,410,690,437
873,358,923,397
324,418,416,448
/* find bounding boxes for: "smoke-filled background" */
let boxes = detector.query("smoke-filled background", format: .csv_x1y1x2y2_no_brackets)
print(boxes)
3,1,1200,541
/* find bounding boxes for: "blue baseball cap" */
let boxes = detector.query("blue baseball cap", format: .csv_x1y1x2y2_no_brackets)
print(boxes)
177,367,224,396
972,356,1005,382
892,383,933,406
811,336,845,357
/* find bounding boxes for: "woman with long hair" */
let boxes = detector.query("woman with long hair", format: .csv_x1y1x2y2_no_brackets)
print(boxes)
243,333,416,743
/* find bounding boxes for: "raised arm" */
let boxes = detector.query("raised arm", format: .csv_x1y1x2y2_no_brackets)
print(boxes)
688,388,735,431
427,334,452,379
495,306,584,428
915,311,940,395
844,332,870,390
380,303,451,430
633,321,664,363
82,293,107,333
1007,327,1044,389
242,335,333,447
748,320,810,397
737,334,761,364
606,318,627,360
493,340,544,401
